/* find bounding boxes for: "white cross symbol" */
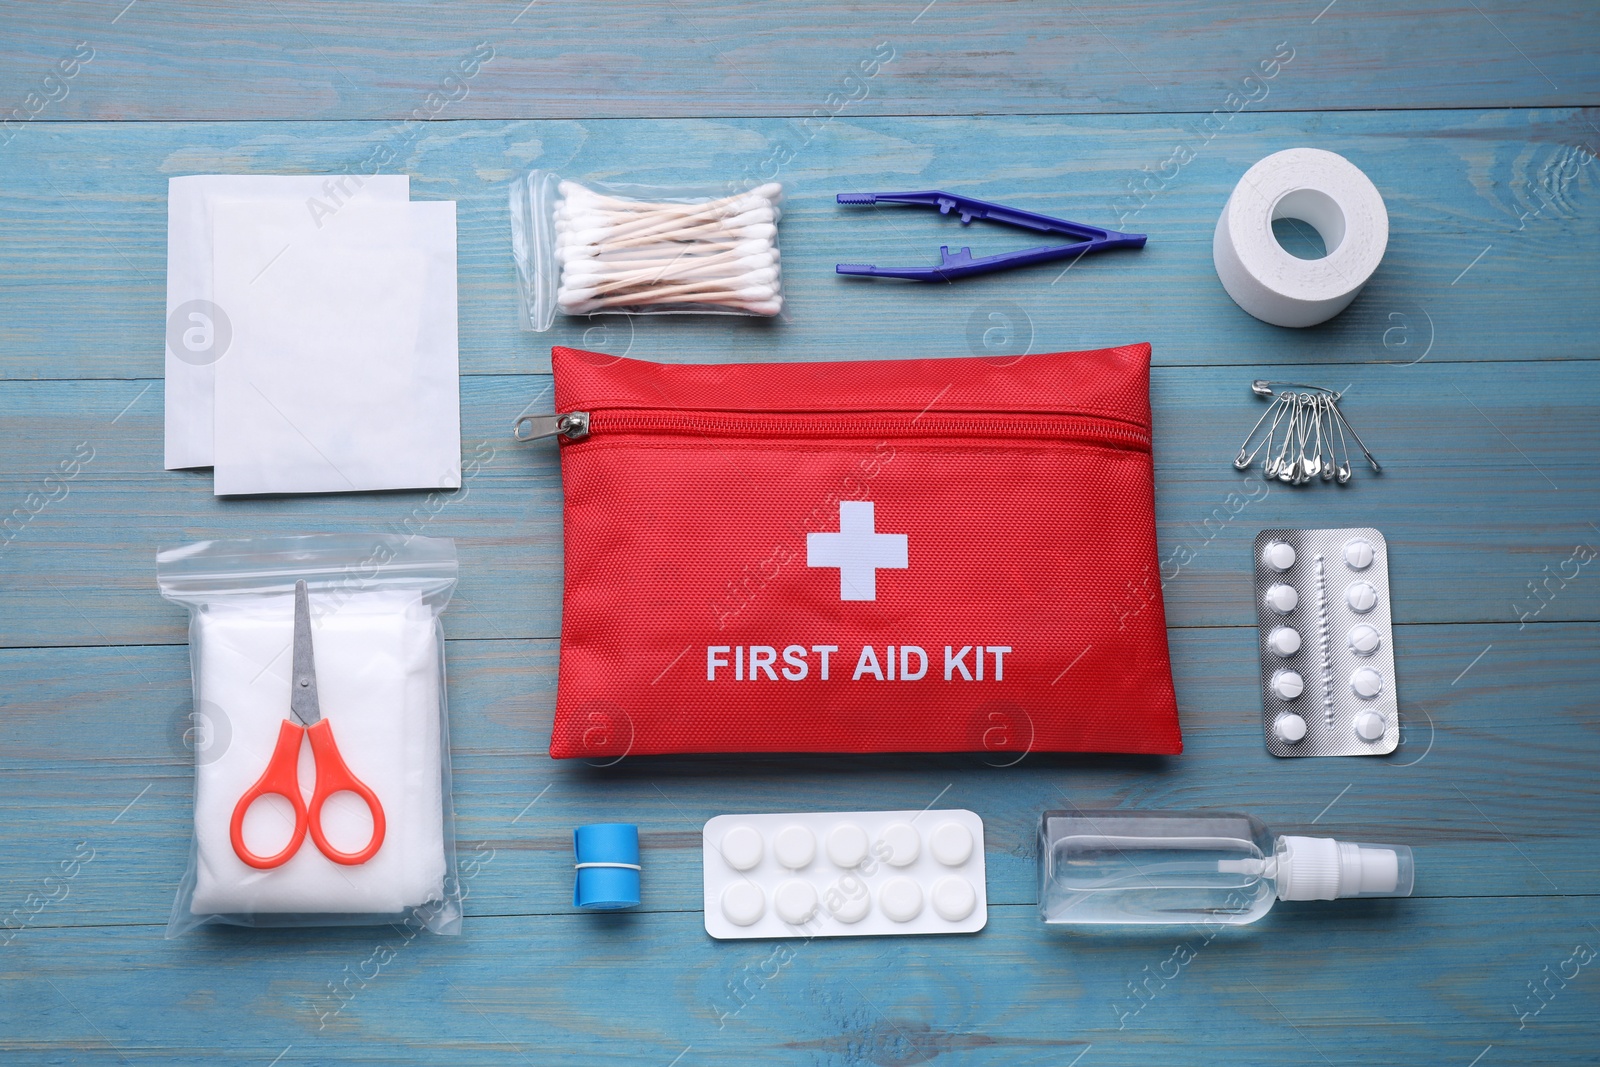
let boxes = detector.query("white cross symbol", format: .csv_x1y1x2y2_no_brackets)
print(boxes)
806,501,908,601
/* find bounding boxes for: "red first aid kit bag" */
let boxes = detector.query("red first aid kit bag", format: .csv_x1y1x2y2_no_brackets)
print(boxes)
544,343,1180,758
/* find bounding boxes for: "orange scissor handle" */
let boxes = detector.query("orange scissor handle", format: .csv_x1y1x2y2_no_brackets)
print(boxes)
229,719,311,870
304,719,386,866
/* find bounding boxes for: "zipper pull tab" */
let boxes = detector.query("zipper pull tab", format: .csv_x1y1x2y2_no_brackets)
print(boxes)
513,411,590,442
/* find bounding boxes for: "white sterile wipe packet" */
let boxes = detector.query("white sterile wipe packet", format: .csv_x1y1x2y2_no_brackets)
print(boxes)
163,175,411,470
189,591,444,916
210,198,460,495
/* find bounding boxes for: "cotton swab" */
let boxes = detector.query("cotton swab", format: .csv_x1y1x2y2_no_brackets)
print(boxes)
559,215,778,254
558,181,781,214
559,248,777,280
561,287,780,313
564,267,781,303
562,257,778,291
554,238,771,266
555,200,781,250
559,277,778,304
553,182,784,317
555,192,779,229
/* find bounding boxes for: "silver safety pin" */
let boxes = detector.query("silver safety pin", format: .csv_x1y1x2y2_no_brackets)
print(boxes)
1316,394,1338,482
1252,379,1343,400
1327,396,1381,473
1235,392,1291,470
1291,393,1317,484
1300,394,1323,482
1234,382,1379,485
1270,396,1302,482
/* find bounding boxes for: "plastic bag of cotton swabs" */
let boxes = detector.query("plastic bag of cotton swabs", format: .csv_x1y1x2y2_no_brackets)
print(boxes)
510,171,783,330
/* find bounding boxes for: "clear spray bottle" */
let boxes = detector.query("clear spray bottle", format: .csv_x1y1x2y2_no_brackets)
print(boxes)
1038,810,1414,925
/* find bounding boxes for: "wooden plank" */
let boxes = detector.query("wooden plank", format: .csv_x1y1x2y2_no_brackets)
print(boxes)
2,622,1594,930
0,16,1596,1061
0,109,1597,382
4,896,1597,1064
0,359,1596,647
0,2,1596,122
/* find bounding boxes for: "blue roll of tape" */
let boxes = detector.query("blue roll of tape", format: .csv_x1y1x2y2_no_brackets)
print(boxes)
573,823,641,910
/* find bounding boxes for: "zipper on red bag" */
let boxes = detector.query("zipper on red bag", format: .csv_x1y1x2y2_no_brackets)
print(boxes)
513,407,1148,449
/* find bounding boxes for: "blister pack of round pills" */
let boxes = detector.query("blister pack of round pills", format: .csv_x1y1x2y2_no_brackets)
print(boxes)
1254,528,1399,757
702,810,987,939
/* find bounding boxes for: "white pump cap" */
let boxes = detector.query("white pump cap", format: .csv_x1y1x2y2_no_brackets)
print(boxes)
1275,836,1415,901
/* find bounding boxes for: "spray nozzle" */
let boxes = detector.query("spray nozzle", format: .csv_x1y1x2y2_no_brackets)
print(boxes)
1274,836,1415,901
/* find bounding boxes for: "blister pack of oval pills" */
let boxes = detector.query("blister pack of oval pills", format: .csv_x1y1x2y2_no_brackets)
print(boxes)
702,810,987,939
1254,528,1399,757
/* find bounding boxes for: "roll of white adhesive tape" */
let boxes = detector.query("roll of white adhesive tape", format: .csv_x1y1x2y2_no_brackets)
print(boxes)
1213,148,1388,328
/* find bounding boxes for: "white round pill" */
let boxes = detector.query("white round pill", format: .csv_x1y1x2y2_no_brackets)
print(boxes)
826,824,869,868
1273,712,1308,743
879,877,924,922
1348,624,1382,655
773,825,815,869
1265,583,1299,614
1346,581,1379,613
1343,538,1376,570
773,879,819,925
931,876,977,922
1271,669,1305,700
721,882,765,926
1267,626,1302,656
880,822,921,867
825,877,870,923
1353,709,1388,741
930,822,973,867
1350,666,1384,699
720,825,763,871
1263,541,1296,571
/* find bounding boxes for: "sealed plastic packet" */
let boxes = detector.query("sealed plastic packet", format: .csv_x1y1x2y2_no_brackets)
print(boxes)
510,170,784,330
157,534,462,936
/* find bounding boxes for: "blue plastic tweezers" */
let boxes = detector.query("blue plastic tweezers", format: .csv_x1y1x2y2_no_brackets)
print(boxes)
835,190,1147,281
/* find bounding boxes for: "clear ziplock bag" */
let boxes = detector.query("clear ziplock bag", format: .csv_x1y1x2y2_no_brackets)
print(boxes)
157,534,462,936
510,170,784,331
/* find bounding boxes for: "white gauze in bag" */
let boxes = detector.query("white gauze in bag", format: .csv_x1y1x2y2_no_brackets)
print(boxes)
189,589,445,915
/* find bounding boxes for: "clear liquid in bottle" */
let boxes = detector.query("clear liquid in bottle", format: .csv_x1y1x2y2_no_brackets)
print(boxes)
1039,810,1413,925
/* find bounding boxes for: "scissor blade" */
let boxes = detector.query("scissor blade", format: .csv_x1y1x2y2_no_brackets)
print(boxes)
290,580,322,726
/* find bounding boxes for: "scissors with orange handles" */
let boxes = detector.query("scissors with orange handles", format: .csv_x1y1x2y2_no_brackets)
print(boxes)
230,580,386,869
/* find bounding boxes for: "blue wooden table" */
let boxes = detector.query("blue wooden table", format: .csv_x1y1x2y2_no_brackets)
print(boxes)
3,3,1598,1063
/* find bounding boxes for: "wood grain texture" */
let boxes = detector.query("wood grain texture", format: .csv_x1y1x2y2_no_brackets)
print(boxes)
0,1,1597,121
0,362,1596,647
4,897,1598,1066
2,621,1596,930
4,2,1600,1063
1,110,1598,381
